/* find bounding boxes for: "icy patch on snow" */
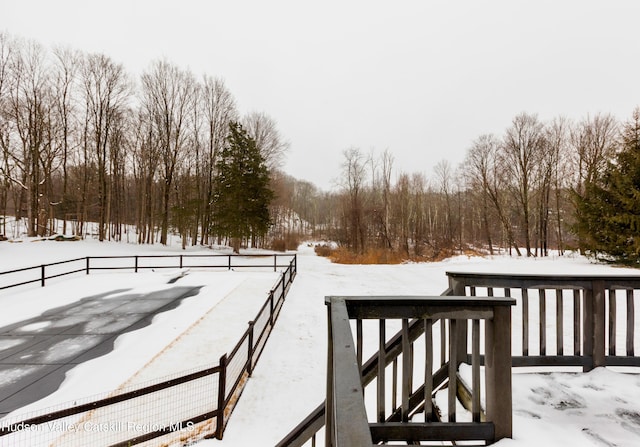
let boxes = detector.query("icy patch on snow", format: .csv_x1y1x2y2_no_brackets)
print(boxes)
0,337,27,350
42,336,101,362
0,365,38,384
17,321,51,332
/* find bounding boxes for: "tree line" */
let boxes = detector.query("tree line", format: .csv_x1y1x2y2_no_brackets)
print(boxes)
0,33,287,249
2,32,638,262
295,109,640,262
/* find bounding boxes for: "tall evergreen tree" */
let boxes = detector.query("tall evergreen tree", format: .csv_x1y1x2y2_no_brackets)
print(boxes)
574,108,640,264
212,122,273,253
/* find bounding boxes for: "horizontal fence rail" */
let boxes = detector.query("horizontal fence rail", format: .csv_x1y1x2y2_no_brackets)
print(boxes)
0,254,297,446
0,253,295,291
279,271,640,447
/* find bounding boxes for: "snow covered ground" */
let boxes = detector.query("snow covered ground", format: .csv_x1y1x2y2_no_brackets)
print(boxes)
0,238,639,446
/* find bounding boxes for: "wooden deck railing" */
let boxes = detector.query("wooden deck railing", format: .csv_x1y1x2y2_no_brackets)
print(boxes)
447,272,640,371
326,295,515,446
279,271,640,447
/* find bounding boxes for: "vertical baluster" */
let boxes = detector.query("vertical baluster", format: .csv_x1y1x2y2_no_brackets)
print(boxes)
378,319,386,423
539,289,546,356
441,319,447,366
409,341,414,394
609,289,617,356
574,289,581,356
470,286,476,296
488,287,494,297
392,358,398,412
402,319,411,422
448,319,457,423
522,288,529,356
424,319,433,422
556,289,564,356
627,289,635,356
472,319,481,423
356,319,363,378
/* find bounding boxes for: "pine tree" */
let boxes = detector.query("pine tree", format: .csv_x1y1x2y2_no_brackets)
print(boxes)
211,122,273,253
574,108,640,264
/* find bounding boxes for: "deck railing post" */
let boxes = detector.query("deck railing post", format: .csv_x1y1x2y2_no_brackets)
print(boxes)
448,277,469,369
591,279,606,369
325,304,334,447
485,305,512,441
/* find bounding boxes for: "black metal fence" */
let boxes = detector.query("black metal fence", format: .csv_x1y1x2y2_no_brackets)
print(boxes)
0,253,295,291
0,253,297,446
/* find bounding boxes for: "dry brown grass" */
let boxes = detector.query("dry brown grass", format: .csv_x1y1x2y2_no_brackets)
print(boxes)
314,244,488,264
315,245,405,264
270,234,301,252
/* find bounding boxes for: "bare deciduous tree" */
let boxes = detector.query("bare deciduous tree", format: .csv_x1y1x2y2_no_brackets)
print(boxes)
341,147,367,253
503,112,546,256
81,53,130,241
140,60,196,245
242,111,289,170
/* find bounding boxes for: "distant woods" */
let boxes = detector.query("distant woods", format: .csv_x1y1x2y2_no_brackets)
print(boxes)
0,33,286,250
309,109,640,263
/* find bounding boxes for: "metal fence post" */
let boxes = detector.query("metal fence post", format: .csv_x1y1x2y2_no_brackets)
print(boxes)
269,291,275,326
248,321,255,376
274,254,277,272
228,255,231,271
86,257,90,274
216,354,227,439
180,255,183,269
134,255,138,273
41,265,45,287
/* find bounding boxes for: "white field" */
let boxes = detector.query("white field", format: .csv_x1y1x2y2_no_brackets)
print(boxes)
0,237,639,446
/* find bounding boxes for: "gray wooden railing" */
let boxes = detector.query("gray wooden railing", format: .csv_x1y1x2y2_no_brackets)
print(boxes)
447,272,640,371
326,295,514,446
278,271,640,447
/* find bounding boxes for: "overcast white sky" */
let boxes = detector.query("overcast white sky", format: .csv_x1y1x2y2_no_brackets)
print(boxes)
1,0,639,190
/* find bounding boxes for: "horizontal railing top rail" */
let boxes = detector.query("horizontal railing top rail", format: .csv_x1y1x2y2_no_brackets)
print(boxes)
447,271,640,289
